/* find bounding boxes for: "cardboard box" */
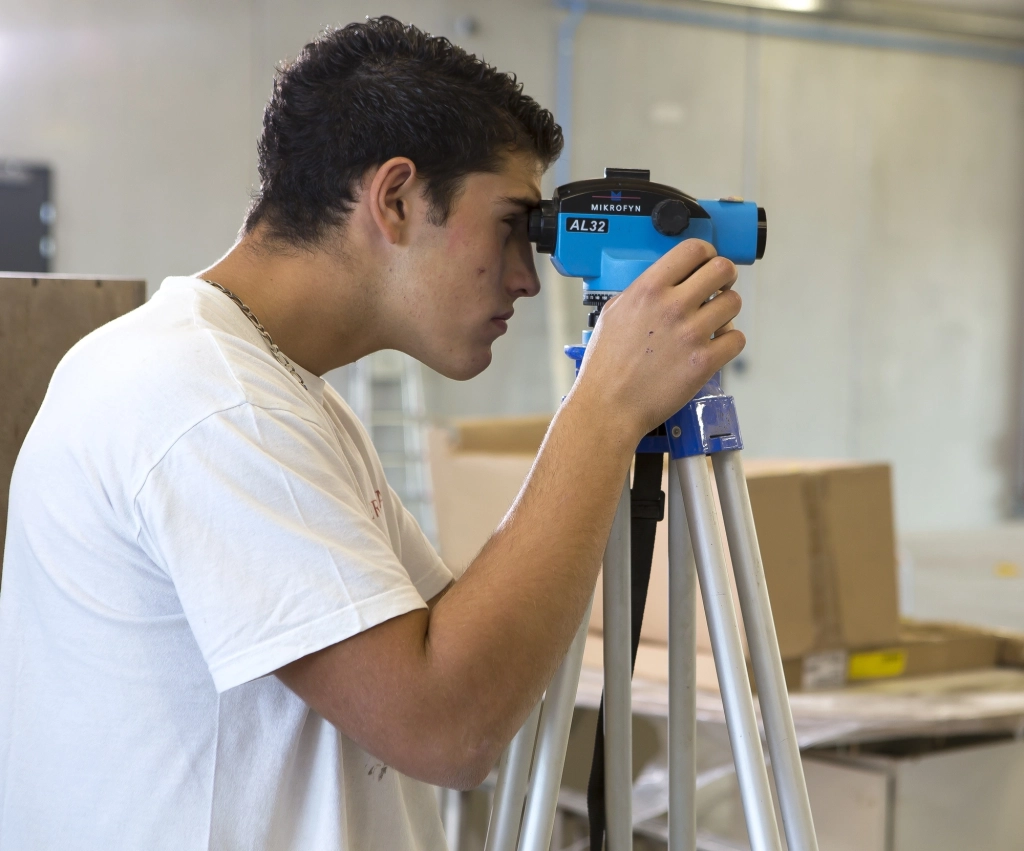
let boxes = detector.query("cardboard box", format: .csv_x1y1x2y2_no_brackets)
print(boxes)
442,415,551,455
590,464,819,660
790,629,992,691
806,462,901,650
855,620,999,679
0,274,146,574
680,619,1005,693
427,418,901,661
427,421,542,572
996,629,1024,667
591,461,901,660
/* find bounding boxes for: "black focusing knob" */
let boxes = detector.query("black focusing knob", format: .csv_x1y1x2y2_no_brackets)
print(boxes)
651,199,690,237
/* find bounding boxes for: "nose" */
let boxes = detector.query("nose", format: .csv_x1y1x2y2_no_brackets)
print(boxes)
513,268,542,299
506,240,542,299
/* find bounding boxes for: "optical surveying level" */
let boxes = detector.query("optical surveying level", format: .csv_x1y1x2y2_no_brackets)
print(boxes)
484,170,819,851
529,166,765,337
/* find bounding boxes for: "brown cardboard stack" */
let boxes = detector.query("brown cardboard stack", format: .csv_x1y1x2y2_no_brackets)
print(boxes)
590,460,902,663
427,416,547,572
427,416,1021,691
0,274,146,576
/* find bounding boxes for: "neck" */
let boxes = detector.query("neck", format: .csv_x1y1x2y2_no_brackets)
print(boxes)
197,229,385,376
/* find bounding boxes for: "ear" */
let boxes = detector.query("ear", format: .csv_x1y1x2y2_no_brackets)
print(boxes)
366,157,420,245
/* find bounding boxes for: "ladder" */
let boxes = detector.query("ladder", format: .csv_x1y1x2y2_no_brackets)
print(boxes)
327,351,438,544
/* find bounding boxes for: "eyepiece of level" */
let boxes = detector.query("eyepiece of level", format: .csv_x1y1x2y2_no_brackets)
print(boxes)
528,201,558,254
756,207,767,260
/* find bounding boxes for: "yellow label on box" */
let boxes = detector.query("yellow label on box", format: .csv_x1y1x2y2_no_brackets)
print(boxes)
847,648,907,680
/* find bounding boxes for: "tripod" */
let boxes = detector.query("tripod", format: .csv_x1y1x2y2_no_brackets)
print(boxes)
483,373,819,851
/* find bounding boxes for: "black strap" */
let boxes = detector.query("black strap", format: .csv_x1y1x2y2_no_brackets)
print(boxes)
587,452,665,851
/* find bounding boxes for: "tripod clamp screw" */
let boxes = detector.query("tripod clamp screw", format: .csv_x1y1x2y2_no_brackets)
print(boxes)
671,426,682,438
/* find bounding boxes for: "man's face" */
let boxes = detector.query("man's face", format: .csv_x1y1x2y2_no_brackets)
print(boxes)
393,152,544,380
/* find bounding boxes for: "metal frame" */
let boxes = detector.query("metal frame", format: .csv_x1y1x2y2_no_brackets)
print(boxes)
484,449,818,851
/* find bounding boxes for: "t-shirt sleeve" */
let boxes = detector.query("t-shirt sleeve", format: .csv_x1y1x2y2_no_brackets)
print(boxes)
386,483,465,586
134,402,447,693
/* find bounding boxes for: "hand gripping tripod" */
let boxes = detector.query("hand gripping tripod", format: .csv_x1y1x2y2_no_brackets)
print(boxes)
483,170,818,851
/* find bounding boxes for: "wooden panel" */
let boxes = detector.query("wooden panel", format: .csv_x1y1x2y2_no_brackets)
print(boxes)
0,274,145,572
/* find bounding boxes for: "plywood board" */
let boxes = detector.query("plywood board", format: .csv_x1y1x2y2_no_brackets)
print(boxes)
0,274,145,572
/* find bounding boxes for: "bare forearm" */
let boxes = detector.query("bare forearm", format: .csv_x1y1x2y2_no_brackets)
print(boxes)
277,239,744,789
424,385,637,752
278,387,639,789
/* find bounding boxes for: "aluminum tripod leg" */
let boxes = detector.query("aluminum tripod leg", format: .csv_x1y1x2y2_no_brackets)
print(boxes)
603,477,633,851
667,462,697,851
518,594,594,851
484,701,542,851
674,455,783,851
713,451,818,851
442,788,464,851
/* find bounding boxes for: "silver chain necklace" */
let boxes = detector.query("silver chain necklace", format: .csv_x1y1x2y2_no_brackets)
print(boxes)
200,278,308,390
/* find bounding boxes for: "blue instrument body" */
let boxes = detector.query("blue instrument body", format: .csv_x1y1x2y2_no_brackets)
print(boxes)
553,198,761,307
537,172,765,459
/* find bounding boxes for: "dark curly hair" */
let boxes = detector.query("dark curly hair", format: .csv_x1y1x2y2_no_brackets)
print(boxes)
244,16,563,247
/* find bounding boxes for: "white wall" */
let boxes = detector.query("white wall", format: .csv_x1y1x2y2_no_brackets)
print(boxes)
2,0,1022,530
0,1,253,290
564,11,1024,531
0,0,559,419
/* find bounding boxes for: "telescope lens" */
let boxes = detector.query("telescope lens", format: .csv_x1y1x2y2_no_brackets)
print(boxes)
756,207,767,260
528,200,558,254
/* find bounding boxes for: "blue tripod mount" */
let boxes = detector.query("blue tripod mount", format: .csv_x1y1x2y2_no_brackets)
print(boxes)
564,348,741,459
528,167,767,460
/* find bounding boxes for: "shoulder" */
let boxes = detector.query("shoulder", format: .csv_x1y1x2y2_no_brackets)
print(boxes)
55,276,312,413
26,277,317,494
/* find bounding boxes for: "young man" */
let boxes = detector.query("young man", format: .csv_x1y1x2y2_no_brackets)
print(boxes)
0,17,743,851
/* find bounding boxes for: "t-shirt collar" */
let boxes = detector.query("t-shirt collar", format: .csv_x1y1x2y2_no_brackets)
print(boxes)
291,361,325,403
182,276,326,405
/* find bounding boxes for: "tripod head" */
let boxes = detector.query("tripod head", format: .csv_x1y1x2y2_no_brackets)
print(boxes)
528,167,766,342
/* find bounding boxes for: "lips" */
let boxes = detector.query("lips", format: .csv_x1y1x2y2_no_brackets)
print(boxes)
490,310,512,335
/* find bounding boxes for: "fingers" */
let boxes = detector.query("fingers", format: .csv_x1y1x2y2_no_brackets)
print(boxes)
713,319,736,338
702,328,747,373
677,256,739,311
688,288,742,340
638,239,718,294
637,239,738,311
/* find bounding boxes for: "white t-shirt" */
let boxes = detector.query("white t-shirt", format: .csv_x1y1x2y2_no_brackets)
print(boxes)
0,276,455,850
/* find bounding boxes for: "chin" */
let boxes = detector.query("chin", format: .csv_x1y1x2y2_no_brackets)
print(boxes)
433,347,493,381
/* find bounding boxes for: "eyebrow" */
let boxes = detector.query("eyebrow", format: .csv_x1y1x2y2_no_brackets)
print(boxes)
498,194,541,211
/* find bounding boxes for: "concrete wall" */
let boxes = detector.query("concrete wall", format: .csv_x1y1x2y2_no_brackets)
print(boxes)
0,1,253,293
0,0,558,420
563,11,1024,531
2,0,1022,530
